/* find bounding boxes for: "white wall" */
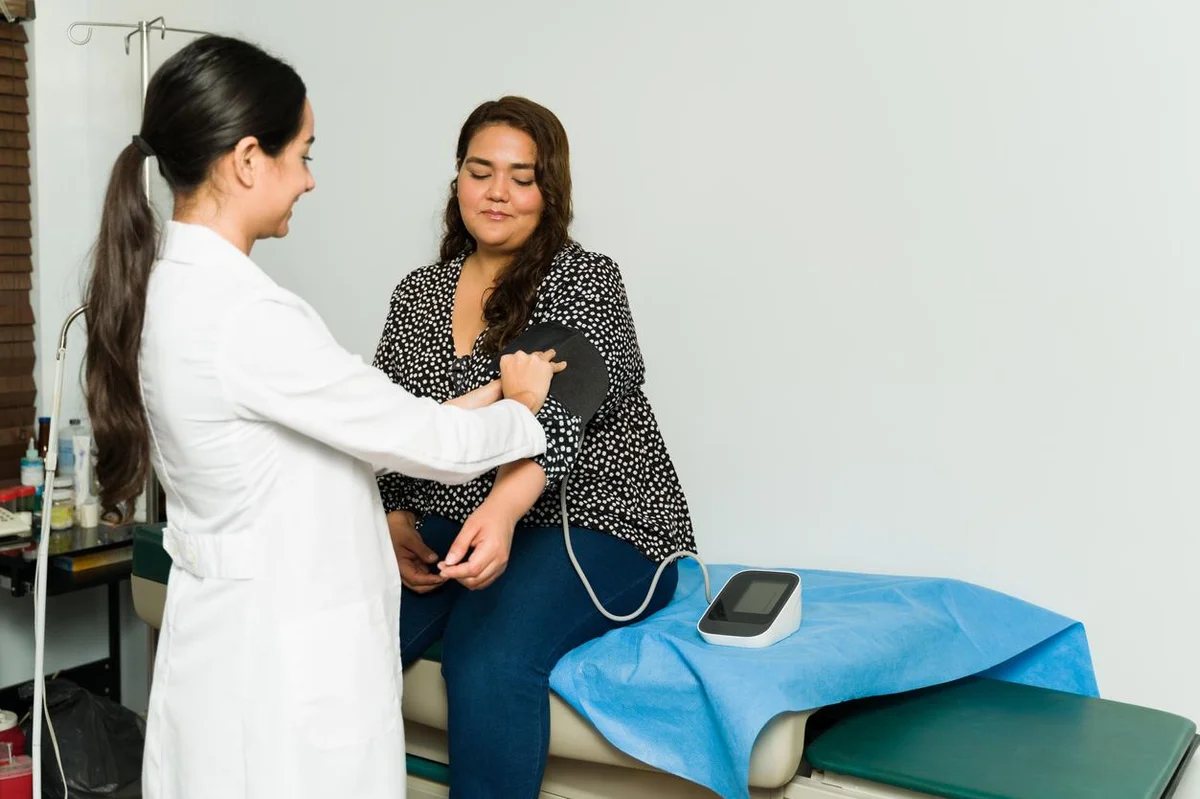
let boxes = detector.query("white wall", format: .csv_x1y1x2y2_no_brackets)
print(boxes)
11,1,1200,793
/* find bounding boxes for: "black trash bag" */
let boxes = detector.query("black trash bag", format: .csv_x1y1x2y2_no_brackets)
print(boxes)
17,679,145,799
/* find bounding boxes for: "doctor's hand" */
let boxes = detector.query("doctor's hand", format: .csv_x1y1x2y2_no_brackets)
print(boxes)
500,349,566,415
437,501,517,591
387,510,445,594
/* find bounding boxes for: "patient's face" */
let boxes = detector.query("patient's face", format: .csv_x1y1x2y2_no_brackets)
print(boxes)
457,124,544,257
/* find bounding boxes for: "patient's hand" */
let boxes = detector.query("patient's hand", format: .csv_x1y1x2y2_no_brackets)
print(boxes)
444,380,502,410
387,510,444,594
437,500,518,591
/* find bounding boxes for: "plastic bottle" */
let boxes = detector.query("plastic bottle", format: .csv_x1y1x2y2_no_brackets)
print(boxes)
72,419,94,510
50,481,75,531
19,439,42,489
12,486,35,513
35,416,50,460
57,419,80,478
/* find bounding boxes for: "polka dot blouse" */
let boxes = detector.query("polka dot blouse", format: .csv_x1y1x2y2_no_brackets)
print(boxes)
373,241,697,563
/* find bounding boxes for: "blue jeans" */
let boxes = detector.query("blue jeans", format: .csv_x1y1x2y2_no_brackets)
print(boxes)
400,515,678,799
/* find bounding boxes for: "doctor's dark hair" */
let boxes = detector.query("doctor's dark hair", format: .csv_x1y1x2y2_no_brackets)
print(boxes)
440,96,573,353
84,35,306,519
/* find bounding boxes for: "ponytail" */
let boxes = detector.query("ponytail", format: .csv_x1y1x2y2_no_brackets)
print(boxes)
83,142,158,520
80,35,307,520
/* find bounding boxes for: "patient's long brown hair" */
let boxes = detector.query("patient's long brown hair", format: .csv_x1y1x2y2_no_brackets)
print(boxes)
439,96,573,353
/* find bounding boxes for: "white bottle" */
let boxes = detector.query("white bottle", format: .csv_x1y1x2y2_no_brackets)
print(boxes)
19,438,43,489
72,420,95,511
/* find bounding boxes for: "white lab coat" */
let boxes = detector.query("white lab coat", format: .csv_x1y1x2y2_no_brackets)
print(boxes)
138,222,546,799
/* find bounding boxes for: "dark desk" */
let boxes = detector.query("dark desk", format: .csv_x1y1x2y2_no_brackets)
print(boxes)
0,524,137,708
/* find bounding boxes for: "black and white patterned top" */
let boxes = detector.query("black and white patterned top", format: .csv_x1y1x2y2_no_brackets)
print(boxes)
373,241,696,563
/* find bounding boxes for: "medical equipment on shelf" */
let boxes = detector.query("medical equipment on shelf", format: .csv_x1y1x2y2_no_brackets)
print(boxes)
0,712,23,758
697,568,802,648
500,323,717,623
0,508,31,541
0,741,33,799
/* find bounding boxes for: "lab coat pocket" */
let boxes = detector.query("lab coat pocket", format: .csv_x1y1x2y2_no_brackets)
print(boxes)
278,596,401,750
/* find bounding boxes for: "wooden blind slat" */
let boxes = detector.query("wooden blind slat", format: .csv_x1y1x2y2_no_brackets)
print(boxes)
0,406,30,427
0,391,35,407
0,60,25,79
0,302,33,325
0,340,33,374
0,43,27,61
0,201,27,220
0,340,33,357
0,166,27,184
0,373,36,411
0,149,28,167
0,427,30,448
0,77,27,98
0,19,30,479
0,113,27,132
0,325,33,342
0,132,28,150
0,97,28,116
0,151,28,169
0,25,27,42
0,185,27,202
0,220,30,237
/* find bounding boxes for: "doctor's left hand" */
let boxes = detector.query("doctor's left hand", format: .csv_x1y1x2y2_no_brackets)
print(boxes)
437,501,517,590
388,511,445,594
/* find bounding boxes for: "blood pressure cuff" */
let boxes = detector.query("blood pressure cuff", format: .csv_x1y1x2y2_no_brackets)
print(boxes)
496,322,609,425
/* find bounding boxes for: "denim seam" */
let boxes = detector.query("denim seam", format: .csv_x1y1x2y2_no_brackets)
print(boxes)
402,606,453,662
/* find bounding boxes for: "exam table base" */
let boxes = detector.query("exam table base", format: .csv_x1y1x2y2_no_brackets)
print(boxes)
406,721,965,799
408,718,949,799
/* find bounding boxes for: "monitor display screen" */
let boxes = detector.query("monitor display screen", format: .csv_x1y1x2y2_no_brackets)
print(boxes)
731,581,787,616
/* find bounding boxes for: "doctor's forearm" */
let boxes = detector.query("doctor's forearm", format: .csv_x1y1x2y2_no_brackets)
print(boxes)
444,380,501,410
483,459,546,522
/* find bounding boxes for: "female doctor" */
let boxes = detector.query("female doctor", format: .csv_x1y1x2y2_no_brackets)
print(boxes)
82,36,562,799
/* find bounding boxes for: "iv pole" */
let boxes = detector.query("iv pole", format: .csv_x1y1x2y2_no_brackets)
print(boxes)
31,19,213,797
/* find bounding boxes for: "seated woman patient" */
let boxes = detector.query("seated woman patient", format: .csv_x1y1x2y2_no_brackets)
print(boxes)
374,96,696,799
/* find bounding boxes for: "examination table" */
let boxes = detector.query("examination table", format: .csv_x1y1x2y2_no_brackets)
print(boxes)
130,523,1196,799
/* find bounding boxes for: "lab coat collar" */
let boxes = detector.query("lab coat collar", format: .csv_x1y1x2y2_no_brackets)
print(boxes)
161,221,277,288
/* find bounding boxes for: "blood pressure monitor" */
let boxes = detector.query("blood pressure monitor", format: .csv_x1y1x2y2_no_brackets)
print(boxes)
697,569,802,648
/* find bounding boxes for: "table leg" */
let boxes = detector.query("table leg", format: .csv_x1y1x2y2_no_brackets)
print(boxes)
108,581,122,704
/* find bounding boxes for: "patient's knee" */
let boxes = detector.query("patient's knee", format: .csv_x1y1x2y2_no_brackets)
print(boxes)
440,646,549,697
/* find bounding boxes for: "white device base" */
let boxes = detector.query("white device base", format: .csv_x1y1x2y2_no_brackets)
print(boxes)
698,570,802,648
